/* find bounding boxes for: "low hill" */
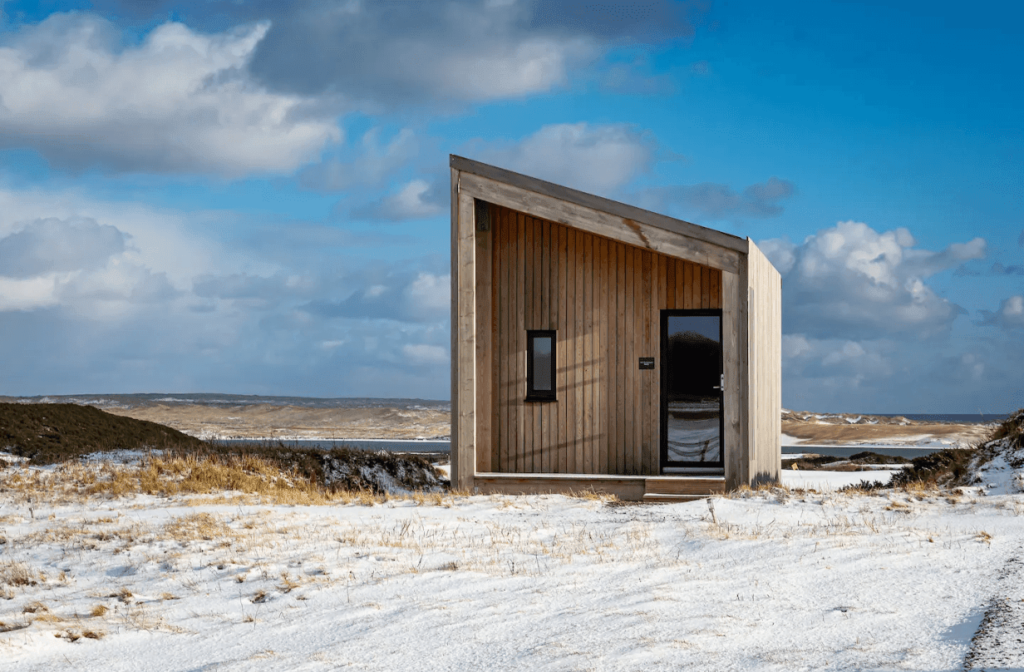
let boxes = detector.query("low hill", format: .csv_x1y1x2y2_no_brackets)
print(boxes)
0,402,446,494
0,402,208,464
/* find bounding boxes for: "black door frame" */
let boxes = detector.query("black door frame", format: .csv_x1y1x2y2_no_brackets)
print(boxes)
659,308,725,472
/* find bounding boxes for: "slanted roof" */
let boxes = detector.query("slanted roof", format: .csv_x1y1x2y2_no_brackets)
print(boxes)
451,155,748,274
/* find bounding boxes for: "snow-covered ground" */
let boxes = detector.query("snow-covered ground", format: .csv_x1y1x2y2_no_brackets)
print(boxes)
3,476,1024,670
780,468,902,491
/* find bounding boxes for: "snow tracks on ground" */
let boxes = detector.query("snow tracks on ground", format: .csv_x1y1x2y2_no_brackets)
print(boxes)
965,541,1024,670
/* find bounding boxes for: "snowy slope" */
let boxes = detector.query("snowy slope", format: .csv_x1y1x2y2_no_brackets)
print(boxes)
3,479,1023,671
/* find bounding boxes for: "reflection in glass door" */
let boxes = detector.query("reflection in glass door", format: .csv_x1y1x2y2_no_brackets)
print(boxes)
660,310,724,471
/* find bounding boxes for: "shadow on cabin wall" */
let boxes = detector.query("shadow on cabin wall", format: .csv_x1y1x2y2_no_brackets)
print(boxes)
751,470,781,488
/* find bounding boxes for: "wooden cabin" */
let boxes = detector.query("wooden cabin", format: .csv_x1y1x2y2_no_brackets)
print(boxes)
450,155,781,502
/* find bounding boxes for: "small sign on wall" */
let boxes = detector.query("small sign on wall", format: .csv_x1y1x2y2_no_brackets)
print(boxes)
638,357,655,370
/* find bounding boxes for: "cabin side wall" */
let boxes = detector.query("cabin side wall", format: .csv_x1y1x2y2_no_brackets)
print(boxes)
486,203,724,476
747,239,782,485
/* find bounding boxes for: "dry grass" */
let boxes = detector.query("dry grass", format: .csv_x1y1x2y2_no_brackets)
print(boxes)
163,512,236,544
0,454,388,505
0,560,41,589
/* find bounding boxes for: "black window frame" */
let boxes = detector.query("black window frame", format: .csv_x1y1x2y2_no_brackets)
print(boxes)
525,330,557,402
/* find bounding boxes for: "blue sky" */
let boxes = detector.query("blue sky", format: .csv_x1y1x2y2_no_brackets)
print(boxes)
0,0,1020,413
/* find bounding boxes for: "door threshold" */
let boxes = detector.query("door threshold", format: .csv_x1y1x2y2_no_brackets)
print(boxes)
660,468,725,476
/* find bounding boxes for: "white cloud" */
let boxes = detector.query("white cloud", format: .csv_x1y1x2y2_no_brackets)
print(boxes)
761,221,986,338
781,334,812,359
821,341,866,366
0,217,125,278
0,14,340,175
244,1,706,107
405,273,450,314
248,2,597,106
0,275,60,311
357,179,445,221
645,177,796,220
300,128,419,192
0,186,259,316
401,344,449,366
468,122,656,194
980,295,1024,329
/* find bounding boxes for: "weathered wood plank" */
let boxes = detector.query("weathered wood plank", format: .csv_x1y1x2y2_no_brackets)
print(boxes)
498,208,510,472
653,251,664,475
583,232,595,474
598,236,609,473
531,218,543,472
455,192,476,487
577,225,585,473
566,228,577,473
476,205,493,474
746,239,782,485
522,214,534,471
614,241,622,473
666,257,675,309
473,474,647,501
701,265,711,309
549,221,557,471
681,261,691,310
722,267,746,490
641,250,653,475
623,246,635,474
539,218,550,473
633,246,643,474
557,222,568,474
676,258,685,310
644,477,726,496
710,268,721,309
449,168,461,484
515,212,527,473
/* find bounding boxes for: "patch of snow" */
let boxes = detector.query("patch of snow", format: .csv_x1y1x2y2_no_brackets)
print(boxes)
781,469,900,490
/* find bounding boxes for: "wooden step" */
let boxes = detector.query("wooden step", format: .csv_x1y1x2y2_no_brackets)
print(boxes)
644,477,725,497
642,493,709,503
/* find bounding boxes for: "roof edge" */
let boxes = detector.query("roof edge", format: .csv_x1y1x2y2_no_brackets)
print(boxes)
450,154,748,254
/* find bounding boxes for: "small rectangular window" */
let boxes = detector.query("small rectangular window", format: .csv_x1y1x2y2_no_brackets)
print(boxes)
526,330,556,401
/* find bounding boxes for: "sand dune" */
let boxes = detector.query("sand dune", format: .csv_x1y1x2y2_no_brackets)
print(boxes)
782,410,991,447
101,402,995,447
104,404,450,441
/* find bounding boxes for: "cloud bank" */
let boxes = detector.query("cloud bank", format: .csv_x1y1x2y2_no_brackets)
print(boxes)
0,13,340,175
761,221,985,339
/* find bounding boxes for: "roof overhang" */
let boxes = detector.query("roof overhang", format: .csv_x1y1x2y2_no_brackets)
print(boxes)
451,154,747,274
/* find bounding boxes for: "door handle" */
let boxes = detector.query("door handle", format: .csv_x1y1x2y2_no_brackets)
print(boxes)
712,374,725,392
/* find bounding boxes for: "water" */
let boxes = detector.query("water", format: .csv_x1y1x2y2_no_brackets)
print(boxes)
0,393,450,412
215,439,451,455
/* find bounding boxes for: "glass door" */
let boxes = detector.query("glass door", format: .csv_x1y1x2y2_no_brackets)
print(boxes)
660,310,724,471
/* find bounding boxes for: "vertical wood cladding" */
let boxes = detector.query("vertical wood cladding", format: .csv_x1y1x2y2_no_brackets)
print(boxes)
748,241,783,485
491,204,722,475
